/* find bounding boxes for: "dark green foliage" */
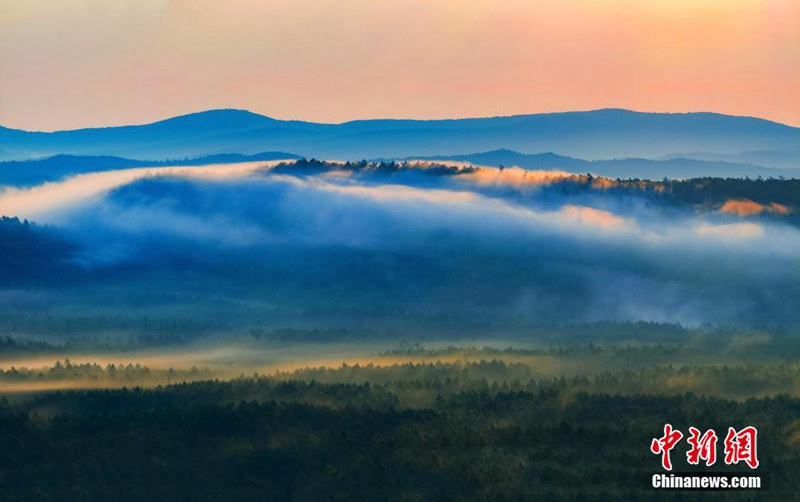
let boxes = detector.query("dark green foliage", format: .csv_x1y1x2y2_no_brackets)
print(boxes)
0,373,794,501
0,315,225,351
0,359,213,384
0,335,62,353
0,216,77,283
271,158,475,177
653,177,800,208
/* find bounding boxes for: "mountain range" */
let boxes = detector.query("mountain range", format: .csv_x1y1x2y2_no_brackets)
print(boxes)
405,149,800,180
2,149,797,187
1,108,798,167
0,152,301,186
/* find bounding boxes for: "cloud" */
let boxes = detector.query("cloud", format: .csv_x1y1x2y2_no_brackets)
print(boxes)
557,205,632,231
0,161,284,222
695,222,764,240
1,161,799,325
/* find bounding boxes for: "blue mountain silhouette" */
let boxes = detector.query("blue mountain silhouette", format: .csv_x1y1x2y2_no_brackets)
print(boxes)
1,108,798,165
406,149,800,179
0,152,301,186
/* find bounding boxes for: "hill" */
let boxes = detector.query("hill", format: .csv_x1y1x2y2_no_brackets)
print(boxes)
660,149,800,170
0,152,302,186
2,108,798,163
409,149,800,179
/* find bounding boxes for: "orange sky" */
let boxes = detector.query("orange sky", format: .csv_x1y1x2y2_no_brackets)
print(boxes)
1,0,798,131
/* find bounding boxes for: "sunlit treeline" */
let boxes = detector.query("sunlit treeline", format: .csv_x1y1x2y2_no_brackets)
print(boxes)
271,159,800,221
0,359,213,385
4,356,798,402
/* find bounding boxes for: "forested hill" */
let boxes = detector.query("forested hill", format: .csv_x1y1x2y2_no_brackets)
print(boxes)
0,216,77,284
275,159,800,215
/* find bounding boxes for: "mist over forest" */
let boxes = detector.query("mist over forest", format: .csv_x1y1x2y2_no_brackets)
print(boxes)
0,158,798,335
1,114,798,502
3,0,798,496
0,110,798,501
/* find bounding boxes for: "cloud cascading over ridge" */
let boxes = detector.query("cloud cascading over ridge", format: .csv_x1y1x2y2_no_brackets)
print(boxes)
1,161,796,325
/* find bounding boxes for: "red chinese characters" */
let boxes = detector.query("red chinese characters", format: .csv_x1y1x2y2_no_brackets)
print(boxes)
652,425,759,470
724,426,759,469
686,427,717,466
650,423,684,471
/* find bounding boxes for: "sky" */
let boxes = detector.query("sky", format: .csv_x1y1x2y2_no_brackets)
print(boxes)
1,0,798,131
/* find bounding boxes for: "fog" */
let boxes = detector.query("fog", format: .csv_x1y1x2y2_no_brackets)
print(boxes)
1,160,798,326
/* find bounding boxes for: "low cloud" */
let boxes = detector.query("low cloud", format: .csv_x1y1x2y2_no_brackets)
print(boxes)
1,161,798,325
695,222,764,240
0,161,284,221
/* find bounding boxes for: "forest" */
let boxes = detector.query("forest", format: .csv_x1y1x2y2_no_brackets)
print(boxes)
0,324,797,500
3,1,798,498
1,160,797,499
275,159,800,210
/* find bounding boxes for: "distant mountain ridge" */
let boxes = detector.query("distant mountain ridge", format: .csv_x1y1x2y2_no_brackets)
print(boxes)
407,149,800,179
1,108,798,164
0,152,301,186
659,150,800,170
2,149,797,187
